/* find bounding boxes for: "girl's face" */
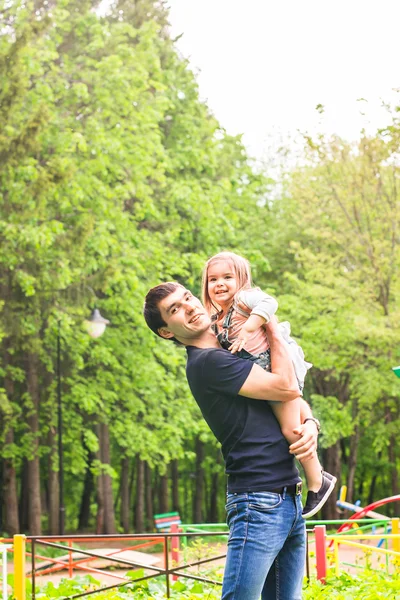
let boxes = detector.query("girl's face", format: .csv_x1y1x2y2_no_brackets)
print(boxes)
207,260,238,309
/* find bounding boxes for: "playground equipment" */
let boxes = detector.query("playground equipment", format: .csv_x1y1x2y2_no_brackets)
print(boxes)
336,486,400,535
308,485,400,580
154,512,182,532
314,523,400,582
392,365,400,378
336,485,390,520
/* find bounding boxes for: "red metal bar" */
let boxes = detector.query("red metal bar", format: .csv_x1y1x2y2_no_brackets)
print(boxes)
25,553,124,579
65,540,161,570
33,561,129,581
68,540,73,578
163,536,170,598
170,524,180,581
26,536,162,576
315,525,327,583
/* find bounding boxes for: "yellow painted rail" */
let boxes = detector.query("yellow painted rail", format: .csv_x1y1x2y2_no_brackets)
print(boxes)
326,532,400,576
13,535,26,600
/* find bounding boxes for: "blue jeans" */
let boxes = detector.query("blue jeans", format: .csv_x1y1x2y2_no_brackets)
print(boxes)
222,490,306,599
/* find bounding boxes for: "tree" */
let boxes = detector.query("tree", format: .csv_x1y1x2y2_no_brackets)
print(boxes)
250,123,400,516
0,0,269,532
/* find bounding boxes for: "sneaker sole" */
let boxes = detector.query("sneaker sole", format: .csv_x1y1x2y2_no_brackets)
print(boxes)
303,476,337,519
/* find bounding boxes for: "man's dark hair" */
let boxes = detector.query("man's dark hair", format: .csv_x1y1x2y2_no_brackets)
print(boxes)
143,282,182,338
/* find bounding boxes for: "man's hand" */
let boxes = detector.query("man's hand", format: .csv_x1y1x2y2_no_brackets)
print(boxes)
289,420,319,462
264,314,279,336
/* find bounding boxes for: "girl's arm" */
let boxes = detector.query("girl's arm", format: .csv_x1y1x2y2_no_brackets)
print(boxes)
229,313,266,353
229,288,278,353
236,288,278,322
239,316,300,401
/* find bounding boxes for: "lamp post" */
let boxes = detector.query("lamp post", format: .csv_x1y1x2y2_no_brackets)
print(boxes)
57,308,110,535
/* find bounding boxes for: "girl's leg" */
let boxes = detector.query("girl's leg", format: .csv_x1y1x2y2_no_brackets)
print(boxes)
270,398,322,492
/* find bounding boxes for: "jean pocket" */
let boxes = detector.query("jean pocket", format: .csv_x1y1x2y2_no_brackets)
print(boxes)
225,502,237,526
248,493,282,512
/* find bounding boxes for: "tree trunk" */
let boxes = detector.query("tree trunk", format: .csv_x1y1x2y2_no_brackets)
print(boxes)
120,456,130,533
144,462,154,529
2,353,20,535
368,473,378,506
47,427,59,535
346,426,360,503
78,452,94,531
134,457,145,532
171,460,180,513
96,459,105,535
96,422,116,534
321,442,341,520
159,472,169,514
19,459,29,531
387,407,399,498
152,472,159,514
0,457,2,531
388,435,399,496
3,428,19,535
26,352,42,535
183,471,191,523
193,437,205,523
208,452,221,523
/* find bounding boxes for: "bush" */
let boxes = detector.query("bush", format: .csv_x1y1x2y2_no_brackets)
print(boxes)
11,567,399,599
303,570,400,599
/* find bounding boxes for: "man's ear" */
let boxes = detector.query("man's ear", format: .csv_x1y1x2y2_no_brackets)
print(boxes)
158,327,175,340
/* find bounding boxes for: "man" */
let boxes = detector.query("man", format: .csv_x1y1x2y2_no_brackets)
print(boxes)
144,282,320,599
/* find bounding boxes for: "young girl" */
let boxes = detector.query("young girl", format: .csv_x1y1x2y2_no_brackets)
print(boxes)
202,251,336,518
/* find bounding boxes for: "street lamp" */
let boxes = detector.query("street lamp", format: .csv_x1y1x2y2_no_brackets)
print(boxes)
57,308,110,535
84,308,110,339
392,366,400,378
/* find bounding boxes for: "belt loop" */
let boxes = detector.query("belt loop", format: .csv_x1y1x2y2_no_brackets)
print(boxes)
282,486,287,499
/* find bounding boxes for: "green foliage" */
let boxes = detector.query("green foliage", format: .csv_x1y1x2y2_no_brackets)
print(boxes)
15,569,400,599
304,570,400,599
310,394,354,448
34,571,222,599
0,0,269,532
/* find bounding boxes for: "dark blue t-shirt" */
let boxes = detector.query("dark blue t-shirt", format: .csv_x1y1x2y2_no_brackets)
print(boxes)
186,346,300,493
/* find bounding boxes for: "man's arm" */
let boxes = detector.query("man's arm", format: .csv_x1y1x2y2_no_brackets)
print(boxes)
238,317,300,402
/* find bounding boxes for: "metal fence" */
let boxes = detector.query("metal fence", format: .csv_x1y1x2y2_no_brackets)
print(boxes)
13,531,227,600
5,518,400,599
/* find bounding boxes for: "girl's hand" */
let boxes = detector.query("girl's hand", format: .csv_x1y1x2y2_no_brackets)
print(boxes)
289,422,318,461
229,329,252,353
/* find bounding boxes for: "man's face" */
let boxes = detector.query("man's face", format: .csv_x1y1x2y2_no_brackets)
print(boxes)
158,287,211,343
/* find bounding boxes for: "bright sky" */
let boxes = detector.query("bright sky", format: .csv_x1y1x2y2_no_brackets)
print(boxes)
167,0,400,159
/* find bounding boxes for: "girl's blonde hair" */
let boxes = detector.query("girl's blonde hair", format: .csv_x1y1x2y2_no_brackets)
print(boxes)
201,251,253,314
